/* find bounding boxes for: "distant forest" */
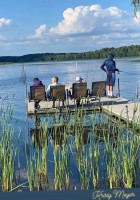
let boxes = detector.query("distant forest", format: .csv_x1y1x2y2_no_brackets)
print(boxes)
0,45,140,63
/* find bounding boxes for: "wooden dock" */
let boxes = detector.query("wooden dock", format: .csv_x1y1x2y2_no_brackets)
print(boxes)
102,98,140,124
27,97,140,124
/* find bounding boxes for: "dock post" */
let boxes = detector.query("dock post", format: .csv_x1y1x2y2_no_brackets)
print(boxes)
125,105,129,126
125,105,129,119
98,95,101,109
136,86,139,100
58,99,60,108
118,78,120,97
23,63,28,113
66,89,69,107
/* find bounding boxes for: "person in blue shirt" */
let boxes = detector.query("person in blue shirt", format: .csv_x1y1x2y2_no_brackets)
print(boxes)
101,53,119,98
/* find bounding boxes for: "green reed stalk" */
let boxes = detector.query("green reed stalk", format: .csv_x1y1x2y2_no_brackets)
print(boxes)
0,102,19,192
25,142,35,191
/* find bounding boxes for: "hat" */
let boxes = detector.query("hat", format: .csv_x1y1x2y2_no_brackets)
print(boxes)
76,76,83,81
108,53,114,59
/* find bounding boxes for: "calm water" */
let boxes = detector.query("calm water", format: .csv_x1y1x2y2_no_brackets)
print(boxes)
0,58,140,190
0,58,140,120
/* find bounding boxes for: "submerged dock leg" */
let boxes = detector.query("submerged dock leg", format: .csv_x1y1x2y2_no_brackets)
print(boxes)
125,105,129,127
118,78,120,97
136,86,139,100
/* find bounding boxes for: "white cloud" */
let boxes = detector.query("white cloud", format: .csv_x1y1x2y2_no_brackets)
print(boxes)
27,24,47,39
26,5,140,45
2,5,140,55
0,35,5,40
49,6,96,35
48,4,140,37
0,18,12,29
49,5,134,36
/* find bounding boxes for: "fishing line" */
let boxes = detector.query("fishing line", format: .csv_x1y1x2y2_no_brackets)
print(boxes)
119,71,140,76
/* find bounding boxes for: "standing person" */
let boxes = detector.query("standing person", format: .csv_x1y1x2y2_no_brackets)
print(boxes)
101,53,119,98
33,78,43,86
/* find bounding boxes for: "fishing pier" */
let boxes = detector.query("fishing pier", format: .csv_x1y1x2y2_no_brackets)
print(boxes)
19,64,140,192
22,64,139,126
27,96,140,125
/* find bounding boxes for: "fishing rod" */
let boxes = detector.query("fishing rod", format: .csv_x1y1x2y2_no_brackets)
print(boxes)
119,71,140,76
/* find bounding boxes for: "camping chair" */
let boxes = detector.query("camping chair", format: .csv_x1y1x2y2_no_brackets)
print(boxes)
50,85,65,108
29,85,46,109
91,81,106,101
72,82,87,107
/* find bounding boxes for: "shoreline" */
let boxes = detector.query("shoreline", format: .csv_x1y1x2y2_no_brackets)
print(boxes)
0,57,140,66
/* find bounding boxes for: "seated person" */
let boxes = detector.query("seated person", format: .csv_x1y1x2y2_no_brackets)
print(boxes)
33,78,43,86
74,76,83,107
46,76,62,98
75,76,83,83
31,78,44,109
66,76,83,90
66,76,84,106
68,76,83,98
74,76,89,97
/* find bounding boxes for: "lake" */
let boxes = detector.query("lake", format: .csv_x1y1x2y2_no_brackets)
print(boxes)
0,58,140,191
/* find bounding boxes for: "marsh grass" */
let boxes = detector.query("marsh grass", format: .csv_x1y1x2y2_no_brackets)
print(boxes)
0,97,140,191
0,99,21,192
25,121,49,191
40,106,139,190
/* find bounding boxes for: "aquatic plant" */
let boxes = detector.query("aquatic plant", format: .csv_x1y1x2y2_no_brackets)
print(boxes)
0,100,20,192
1,97,140,192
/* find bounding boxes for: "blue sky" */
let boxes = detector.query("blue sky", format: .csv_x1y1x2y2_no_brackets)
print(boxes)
0,0,139,56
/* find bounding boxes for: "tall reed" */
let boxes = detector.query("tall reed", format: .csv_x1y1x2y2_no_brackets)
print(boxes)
0,100,20,192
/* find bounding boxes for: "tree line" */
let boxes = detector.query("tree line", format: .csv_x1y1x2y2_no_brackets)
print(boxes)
0,45,140,63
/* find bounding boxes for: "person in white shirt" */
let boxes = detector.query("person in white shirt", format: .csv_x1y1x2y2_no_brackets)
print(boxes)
74,76,83,106
67,76,83,98
46,76,62,98
75,76,83,83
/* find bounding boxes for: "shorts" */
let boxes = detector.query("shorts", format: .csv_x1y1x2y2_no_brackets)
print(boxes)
107,74,113,86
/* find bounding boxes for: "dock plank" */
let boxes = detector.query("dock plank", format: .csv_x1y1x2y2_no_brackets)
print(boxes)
103,100,140,123
27,97,140,124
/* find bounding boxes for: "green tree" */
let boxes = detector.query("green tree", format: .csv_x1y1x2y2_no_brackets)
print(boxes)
132,0,140,17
